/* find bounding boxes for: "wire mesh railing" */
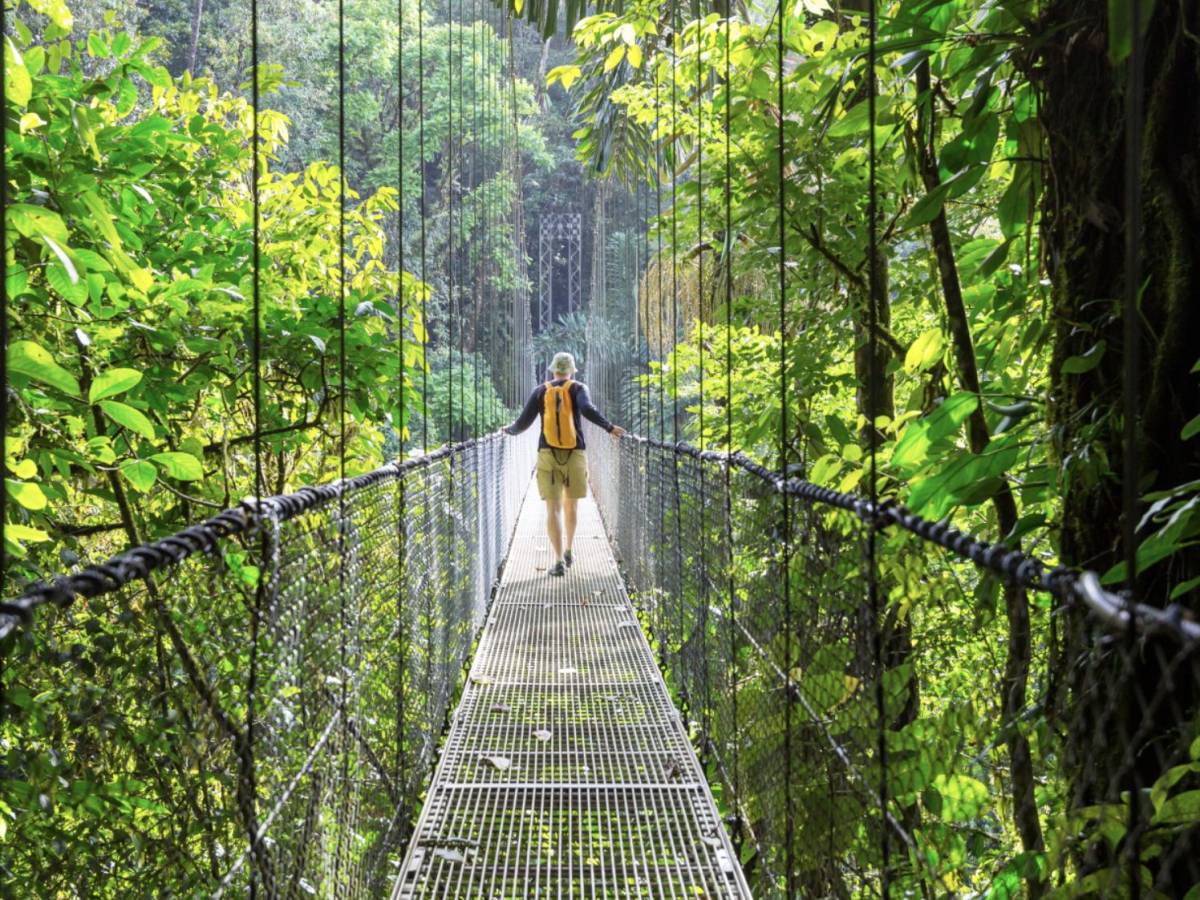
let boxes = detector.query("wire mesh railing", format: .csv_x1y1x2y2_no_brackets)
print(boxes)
589,428,1200,899
0,434,534,897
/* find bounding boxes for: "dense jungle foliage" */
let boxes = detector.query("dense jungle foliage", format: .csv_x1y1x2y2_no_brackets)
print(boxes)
0,0,553,586
562,0,1200,895
0,0,559,890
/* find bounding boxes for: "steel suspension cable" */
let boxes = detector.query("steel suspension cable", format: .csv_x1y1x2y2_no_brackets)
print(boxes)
1,0,7,601
722,0,740,849
866,0,890,890
447,0,457,444
245,0,265,890
774,0,795,889
418,0,430,454
670,0,684,689
1122,0,1145,891
455,0,466,439
638,179,648,437
653,24,667,659
694,14,710,744
396,0,409,799
335,0,350,884
474,2,484,434
418,0,436,750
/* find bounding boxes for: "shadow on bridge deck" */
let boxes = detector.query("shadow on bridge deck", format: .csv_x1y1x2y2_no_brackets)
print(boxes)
393,486,751,898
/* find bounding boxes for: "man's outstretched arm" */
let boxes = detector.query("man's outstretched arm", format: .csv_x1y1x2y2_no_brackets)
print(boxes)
576,385,626,437
505,387,542,435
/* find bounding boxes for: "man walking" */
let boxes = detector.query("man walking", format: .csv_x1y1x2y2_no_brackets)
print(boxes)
504,352,625,576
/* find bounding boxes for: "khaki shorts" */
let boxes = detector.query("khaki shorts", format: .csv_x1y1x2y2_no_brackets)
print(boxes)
536,448,588,500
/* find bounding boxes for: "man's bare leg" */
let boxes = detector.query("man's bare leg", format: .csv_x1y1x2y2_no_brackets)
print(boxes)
563,495,579,558
544,498,564,562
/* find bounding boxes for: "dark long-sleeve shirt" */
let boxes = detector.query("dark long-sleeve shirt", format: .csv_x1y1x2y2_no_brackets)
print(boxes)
505,379,614,450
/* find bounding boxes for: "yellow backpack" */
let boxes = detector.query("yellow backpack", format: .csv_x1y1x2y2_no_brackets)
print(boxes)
542,380,577,449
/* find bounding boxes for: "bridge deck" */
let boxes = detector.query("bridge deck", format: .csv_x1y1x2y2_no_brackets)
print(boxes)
394,486,751,898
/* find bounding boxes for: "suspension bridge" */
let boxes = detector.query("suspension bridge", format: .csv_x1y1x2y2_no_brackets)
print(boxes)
3,0,1200,895
4,420,1196,896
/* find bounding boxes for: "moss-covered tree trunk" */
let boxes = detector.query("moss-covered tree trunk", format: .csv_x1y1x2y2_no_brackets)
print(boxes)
1039,0,1200,888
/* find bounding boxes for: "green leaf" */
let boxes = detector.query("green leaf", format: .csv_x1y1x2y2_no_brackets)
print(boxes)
138,64,172,89
905,167,984,228
903,328,945,374
89,368,143,403
7,203,70,244
976,239,1012,278
905,181,954,228
26,0,74,29
998,163,1036,238
115,78,137,116
549,65,580,90
827,101,871,137
6,478,48,511
932,773,989,822
42,236,78,282
150,452,203,481
5,38,33,107
119,460,157,493
1182,414,1200,441
76,191,126,258
7,523,51,543
99,401,156,440
19,111,46,133
1152,789,1200,826
9,340,82,397
11,459,37,479
825,414,852,448
1170,575,1200,600
892,392,979,472
46,263,89,305
1061,340,1106,375
86,32,110,58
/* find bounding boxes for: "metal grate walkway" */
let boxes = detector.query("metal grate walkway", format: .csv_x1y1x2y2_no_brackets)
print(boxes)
393,485,752,898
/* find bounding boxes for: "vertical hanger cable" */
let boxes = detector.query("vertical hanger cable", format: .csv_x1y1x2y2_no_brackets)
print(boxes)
866,0,890,892
334,0,350,885
723,0,740,844
775,0,795,890
694,12,710,739
245,0,265,891
447,0,457,443
418,0,430,452
395,0,409,800
1,0,8,598
1122,0,1144,893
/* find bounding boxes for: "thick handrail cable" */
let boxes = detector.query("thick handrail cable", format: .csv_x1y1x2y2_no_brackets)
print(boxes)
618,434,1200,643
0,437,503,640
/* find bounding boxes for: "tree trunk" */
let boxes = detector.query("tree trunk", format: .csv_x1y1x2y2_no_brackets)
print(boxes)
1038,0,1200,889
535,38,552,110
853,255,922,887
188,0,205,75
914,60,1045,890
